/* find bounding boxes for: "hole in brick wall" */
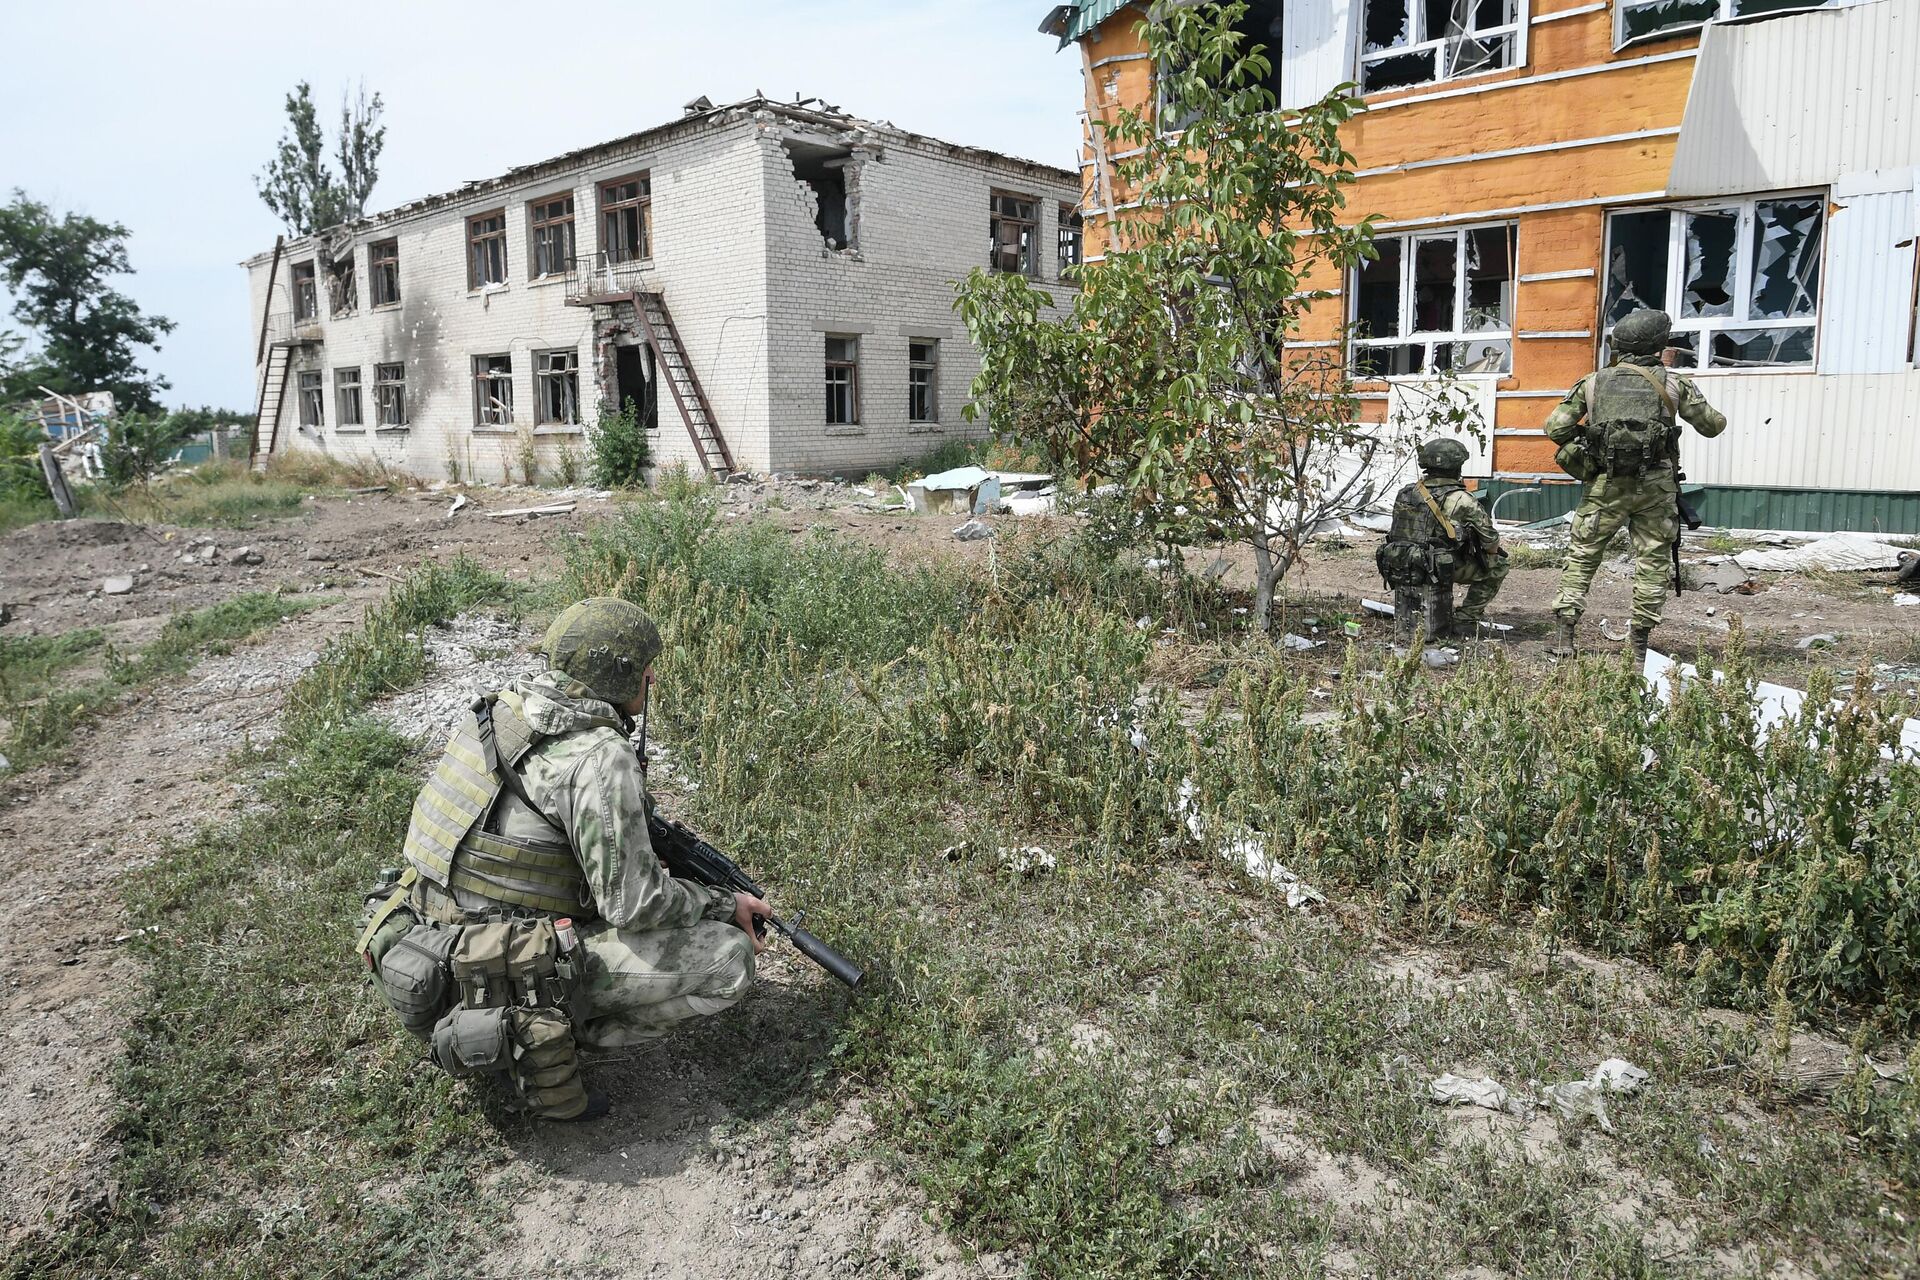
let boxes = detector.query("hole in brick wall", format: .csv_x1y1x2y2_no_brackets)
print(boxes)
783,140,856,250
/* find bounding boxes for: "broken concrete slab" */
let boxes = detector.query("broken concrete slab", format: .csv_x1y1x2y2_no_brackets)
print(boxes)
1735,532,1907,573
487,503,575,519
101,575,134,595
951,519,992,542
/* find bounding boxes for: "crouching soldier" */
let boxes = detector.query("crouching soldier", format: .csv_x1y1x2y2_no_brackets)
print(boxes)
356,598,766,1121
1376,438,1509,642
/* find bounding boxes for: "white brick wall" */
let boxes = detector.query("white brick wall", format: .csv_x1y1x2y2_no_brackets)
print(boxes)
243,104,1076,481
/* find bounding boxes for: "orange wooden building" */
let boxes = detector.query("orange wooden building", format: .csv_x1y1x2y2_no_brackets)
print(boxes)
1040,0,1920,530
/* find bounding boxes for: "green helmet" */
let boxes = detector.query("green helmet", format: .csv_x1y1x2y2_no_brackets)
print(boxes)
1611,309,1672,356
542,597,661,704
1417,437,1469,477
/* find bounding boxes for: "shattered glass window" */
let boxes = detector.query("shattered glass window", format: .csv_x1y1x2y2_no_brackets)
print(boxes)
1352,343,1424,378
1364,0,1413,51
1682,212,1737,319
1451,338,1512,374
1354,239,1402,339
1710,327,1815,369
1620,0,1834,46
1350,223,1516,376
1750,198,1822,320
1412,237,1458,334
1603,211,1670,327
1359,0,1516,93
1730,0,1837,16
1463,225,1515,331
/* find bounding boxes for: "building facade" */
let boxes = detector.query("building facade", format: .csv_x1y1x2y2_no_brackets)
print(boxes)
243,97,1080,482
1049,0,1920,530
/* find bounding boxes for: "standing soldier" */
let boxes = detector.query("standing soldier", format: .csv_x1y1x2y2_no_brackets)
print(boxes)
1544,310,1726,660
1376,437,1509,641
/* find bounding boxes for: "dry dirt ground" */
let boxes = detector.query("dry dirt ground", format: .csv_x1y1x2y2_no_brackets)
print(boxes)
2,479,1914,1272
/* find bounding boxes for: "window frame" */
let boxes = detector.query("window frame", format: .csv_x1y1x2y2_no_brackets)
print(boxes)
528,192,576,281
908,339,940,424
1348,220,1519,378
472,353,514,427
825,335,860,426
1615,0,1837,51
334,367,364,429
1058,205,1084,279
327,252,357,318
598,172,653,266
291,260,318,322
373,362,408,428
1356,0,1528,96
368,238,401,307
990,191,1041,277
534,348,581,426
297,369,325,427
1600,191,1826,373
467,209,509,290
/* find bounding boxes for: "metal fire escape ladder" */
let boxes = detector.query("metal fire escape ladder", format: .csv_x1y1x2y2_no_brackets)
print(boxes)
250,235,287,468
631,291,737,478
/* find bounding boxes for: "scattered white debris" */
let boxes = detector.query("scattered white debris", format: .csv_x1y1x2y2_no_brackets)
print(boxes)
853,485,877,498
1143,557,1170,571
1589,1058,1649,1093
1795,633,1838,650
1736,532,1907,574
1646,648,1920,761
1894,593,1920,607
1281,633,1323,651
999,845,1056,875
448,494,470,518
1361,598,1396,617
101,574,134,595
1429,1074,1511,1112
488,503,575,519
1421,648,1458,669
1173,778,1325,908
1543,1080,1615,1131
952,519,992,542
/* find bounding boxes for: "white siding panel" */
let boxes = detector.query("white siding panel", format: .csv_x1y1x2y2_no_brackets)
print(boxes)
1818,178,1918,374
1281,0,1353,109
1680,371,1920,490
1669,0,1919,198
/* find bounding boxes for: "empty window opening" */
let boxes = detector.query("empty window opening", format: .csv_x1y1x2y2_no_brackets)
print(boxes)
536,349,580,425
369,238,400,307
1059,206,1084,277
1160,0,1285,127
468,210,508,288
1350,222,1515,376
473,353,514,426
784,142,858,251
825,335,860,425
530,194,576,279
297,369,324,427
1618,0,1836,48
291,260,318,322
612,343,659,430
1602,195,1823,369
334,367,363,428
599,174,652,264
327,252,357,317
909,340,939,423
1360,0,1521,94
374,362,407,427
990,193,1039,276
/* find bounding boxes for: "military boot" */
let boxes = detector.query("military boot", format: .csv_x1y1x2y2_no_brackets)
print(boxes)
1630,626,1653,665
1548,614,1578,657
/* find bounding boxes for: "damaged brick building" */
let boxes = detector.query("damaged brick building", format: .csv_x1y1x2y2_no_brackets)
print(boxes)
1048,0,1920,530
243,96,1080,481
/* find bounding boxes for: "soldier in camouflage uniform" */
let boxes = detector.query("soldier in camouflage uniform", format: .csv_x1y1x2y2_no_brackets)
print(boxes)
1377,437,1509,639
1544,310,1726,660
396,597,765,1119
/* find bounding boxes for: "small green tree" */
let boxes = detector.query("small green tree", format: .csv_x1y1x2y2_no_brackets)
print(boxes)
99,411,193,489
0,412,50,502
589,398,651,488
956,3,1483,627
256,82,386,235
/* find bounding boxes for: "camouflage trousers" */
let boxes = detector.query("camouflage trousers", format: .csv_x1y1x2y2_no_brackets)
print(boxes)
574,919,756,1048
1552,469,1679,629
1451,551,1509,626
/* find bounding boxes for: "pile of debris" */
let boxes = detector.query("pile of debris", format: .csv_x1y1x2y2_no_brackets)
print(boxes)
371,613,544,744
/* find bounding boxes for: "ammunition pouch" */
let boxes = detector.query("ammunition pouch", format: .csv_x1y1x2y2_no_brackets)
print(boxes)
431,1006,511,1076
1554,437,1602,484
1377,539,1456,590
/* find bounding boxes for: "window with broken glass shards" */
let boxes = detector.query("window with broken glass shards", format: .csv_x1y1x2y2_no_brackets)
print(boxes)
990,194,1039,276
1602,195,1823,369
600,175,652,265
1617,0,1838,50
1360,0,1522,94
468,211,508,289
328,252,357,317
291,260,318,322
374,363,407,427
530,194,575,280
369,239,400,307
473,354,514,427
1058,206,1084,278
1349,222,1517,377
297,370,324,427
535,349,580,426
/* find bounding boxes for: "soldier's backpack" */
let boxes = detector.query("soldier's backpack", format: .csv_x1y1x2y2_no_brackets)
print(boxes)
1376,479,1461,589
1583,364,1679,478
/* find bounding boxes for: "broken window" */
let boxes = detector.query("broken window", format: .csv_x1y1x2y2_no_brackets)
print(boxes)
599,174,652,264
825,336,859,425
908,340,939,423
1058,206,1083,277
369,239,400,307
468,211,508,288
327,253,357,317
529,194,576,279
784,143,857,251
535,349,580,425
1159,0,1285,126
374,363,407,427
1618,0,1835,47
1602,195,1823,368
1359,0,1520,94
990,193,1039,276
334,367,363,429
473,353,513,426
1350,222,1515,375
297,370,324,427
291,260,318,322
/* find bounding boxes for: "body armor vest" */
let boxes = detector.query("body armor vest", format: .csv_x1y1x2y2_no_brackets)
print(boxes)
1585,364,1678,478
401,689,622,919
1377,479,1462,588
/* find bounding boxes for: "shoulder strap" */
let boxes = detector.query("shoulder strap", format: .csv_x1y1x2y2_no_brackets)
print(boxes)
472,695,566,838
1415,481,1458,542
1583,373,1595,421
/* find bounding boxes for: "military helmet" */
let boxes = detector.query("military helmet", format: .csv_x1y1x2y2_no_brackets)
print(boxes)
1611,308,1672,356
542,597,661,704
1417,437,1470,477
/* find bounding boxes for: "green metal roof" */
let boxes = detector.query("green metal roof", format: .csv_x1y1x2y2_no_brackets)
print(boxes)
1049,0,1138,47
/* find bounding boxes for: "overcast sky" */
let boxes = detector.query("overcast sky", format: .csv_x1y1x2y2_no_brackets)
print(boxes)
0,0,1085,410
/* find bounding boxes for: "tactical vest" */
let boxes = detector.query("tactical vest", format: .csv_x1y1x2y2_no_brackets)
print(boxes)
1376,479,1462,588
401,690,623,919
1584,364,1679,478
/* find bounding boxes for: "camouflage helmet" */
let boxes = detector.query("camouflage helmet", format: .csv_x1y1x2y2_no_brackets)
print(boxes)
1611,308,1672,356
542,597,661,704
1417,437,1470,477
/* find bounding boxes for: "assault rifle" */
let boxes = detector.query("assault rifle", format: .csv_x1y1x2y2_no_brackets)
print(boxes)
648,814,865,990
1672,478,1705,597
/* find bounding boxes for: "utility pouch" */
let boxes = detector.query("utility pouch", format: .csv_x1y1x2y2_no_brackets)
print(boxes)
429,1006,511,1076
509,1008,591,1119
1377,540,1432,589
1555,437,1601,484
1426,546,1457,584
377,923,460,1038
450,918,563,1009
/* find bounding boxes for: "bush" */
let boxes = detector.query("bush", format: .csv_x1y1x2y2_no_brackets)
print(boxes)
100,411,194,488
588,398,650,488
0,412,50,503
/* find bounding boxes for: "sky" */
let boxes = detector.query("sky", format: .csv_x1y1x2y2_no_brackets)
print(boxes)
0,0,1085,411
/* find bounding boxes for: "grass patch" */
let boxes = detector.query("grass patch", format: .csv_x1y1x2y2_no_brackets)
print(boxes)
9,559,518,1280
0,626,106,706
885,435,1051,484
